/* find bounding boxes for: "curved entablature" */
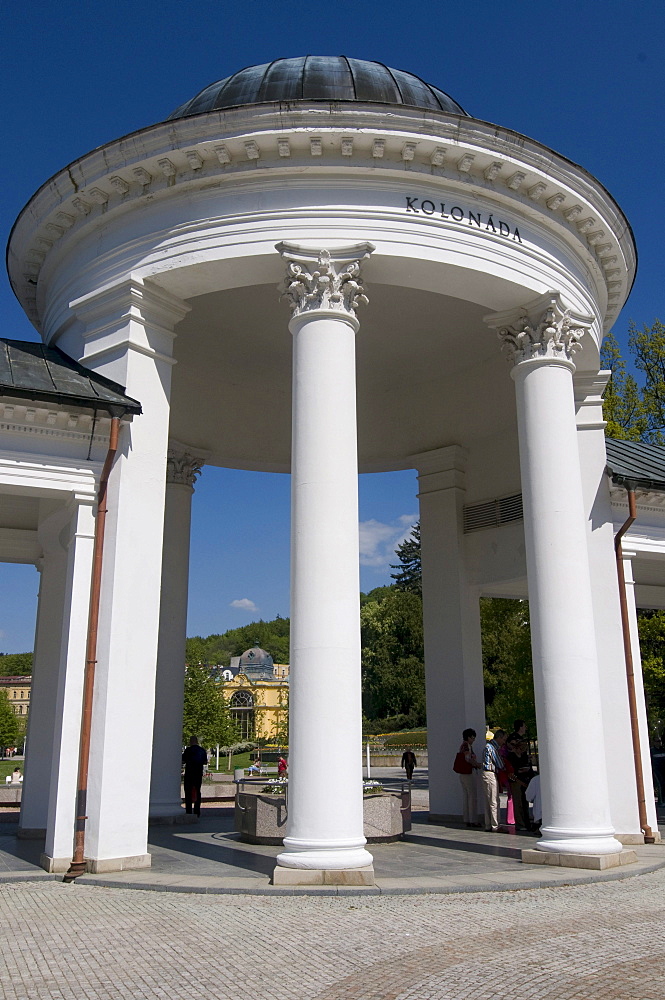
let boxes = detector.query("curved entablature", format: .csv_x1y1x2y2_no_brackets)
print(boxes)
8,103,635,339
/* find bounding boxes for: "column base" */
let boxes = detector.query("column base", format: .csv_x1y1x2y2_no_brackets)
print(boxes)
272,865,375,886
522,848,638,870
276,843,374,871
40,853,152,874
538,828,623,855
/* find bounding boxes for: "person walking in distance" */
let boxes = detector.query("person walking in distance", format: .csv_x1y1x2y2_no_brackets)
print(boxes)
182,735,208,817
401,748,417,780
482,729,507,832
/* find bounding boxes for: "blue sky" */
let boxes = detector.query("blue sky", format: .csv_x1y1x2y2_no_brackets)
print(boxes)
1,1,663,651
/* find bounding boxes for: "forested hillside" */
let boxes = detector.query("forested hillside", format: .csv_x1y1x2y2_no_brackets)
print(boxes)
0,652,33,676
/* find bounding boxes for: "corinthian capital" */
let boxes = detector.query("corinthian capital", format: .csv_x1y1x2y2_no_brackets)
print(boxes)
166,445,206,488
484,292,593,367
276,241,375,320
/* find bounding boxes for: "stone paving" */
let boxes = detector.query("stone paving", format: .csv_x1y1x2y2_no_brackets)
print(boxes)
1,865,664,998
0,771,664,996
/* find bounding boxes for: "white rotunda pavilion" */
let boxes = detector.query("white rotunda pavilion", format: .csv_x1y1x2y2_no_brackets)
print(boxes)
4,56,660,882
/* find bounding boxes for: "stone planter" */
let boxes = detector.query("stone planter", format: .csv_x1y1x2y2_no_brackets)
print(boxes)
235,792,289,844
235,788,411,844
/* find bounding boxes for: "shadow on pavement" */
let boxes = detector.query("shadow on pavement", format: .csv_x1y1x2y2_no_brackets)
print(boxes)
148,817,277,876
0,827,45,872
407,814,524,859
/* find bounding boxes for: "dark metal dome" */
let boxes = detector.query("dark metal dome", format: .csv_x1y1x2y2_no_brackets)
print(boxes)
168,56,468,120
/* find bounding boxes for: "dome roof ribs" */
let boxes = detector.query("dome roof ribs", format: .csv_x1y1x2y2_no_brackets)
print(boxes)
167,56,469,120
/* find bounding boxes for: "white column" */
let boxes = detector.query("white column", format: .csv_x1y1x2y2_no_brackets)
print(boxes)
574,374,643,840
413,446,486,822
274,242,375,880
32,496,97,870
487,292,622,856
622,552,660,836
67,277,189,872
19,508,70,838
149,445,204,819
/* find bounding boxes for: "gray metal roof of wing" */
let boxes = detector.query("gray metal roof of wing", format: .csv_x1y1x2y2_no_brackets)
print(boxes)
0,339,142,416
605,437,665,492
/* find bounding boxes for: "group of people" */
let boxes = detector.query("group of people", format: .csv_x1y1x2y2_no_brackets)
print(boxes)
456,720,540,833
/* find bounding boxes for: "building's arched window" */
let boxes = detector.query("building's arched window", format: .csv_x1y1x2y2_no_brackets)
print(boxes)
229,690,255,740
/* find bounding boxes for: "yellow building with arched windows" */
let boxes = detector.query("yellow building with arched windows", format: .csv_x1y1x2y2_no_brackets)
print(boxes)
0,676,31,720
220,647,289,741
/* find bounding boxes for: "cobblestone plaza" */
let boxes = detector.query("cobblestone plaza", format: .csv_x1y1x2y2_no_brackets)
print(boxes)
1,865,664,999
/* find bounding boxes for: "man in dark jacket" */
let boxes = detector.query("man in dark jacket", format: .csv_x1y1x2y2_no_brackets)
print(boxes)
182,736,208,816
401,749,417,780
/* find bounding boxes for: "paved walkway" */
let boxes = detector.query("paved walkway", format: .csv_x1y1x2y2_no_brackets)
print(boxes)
1,865,665,998
1,774,664,997
2,803,664,896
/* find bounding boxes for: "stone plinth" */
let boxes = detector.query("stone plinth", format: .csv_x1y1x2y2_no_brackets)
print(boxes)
522,848,638,870
272,865,375,886
40,852,152,874
236,789,410,845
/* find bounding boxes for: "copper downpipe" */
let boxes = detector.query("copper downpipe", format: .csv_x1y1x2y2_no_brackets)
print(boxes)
64,415,121,882
614,486,655,844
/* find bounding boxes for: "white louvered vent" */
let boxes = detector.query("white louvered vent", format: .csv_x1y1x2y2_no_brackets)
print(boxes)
463,493,523,533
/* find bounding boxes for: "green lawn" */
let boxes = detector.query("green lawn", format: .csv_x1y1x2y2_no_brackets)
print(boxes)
205,751,252,773
380,730,427,747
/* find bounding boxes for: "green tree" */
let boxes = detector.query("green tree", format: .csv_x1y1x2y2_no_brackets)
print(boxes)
360,588,425,726
0,652,33,676
184,636,210,667
0,692,20,746
360,585,394,607
480,598,536,731
635,610,665,739
182,663,239,749
600,330,647,440
390,522,422,595
601,320,665,443
185,615,291,668
629,319,665,443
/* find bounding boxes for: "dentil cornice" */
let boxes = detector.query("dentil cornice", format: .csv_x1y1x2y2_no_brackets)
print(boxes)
0,398,115,447
485,291,593,367
276,242,374,322
8,104,635,334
